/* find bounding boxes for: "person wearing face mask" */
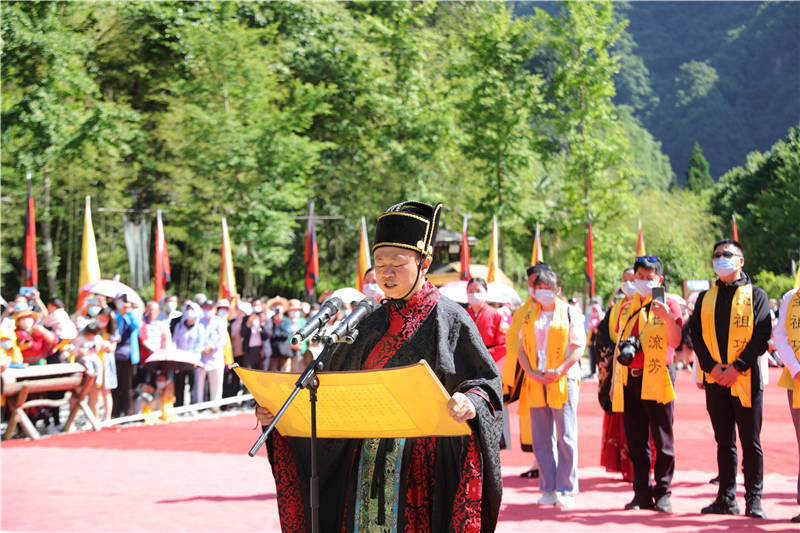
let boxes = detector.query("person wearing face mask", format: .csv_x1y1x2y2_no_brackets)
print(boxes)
137,301,171,389
14,309,56,365
172,302,206,406
254,201,503,532
502,261,552,480
268,298,293,372
609,256,682,513
194,299,229,405
158,294,181,324
594,267,636,482
466,277,508,364
240,299,272,371
517,268,585,509
689,239,771,519
0,324,24,371
111,294,142,418
286,299,308,372
361,267,385,300
774,285,800,523
466,277,510,450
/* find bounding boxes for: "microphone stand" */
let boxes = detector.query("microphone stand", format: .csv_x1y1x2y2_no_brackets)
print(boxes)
248,331,353,533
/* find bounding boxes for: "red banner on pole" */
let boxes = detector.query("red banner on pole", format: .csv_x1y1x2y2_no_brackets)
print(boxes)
586,218,595,297
459,215,471,281
304,202,319,301
22,173,38,288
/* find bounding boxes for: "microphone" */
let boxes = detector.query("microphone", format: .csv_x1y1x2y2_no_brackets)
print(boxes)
328,296,379,344
291,297,343,345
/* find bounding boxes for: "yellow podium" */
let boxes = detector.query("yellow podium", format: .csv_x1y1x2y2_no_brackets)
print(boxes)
234,360,470,438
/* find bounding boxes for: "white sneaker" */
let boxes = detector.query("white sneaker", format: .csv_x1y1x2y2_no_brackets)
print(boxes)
537,491,558,506
556,492,575,509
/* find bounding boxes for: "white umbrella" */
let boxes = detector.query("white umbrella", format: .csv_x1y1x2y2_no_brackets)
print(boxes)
487,282,521,306
438,280,468,304
80,279,144,308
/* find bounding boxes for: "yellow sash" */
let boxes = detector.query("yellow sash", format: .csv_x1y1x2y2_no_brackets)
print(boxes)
777,290,800,408
610,294,675,412
610,299,633,412
701,284,754,407
502,298,534,448
520,299,570,409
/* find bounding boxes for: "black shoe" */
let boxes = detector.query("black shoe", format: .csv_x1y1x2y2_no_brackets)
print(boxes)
520,468,539,479
709,475,719,484
654,495,672,513
625,495,654,510
701,497,740,515
745,497,766,519
791,513,800,523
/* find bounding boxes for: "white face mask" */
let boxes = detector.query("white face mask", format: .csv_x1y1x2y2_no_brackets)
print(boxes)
467,292,487,307
1,340,14,350
165,301,177,313
534,289,555,306
528,287,536,299
621,280,636,298
363,282,382,296
19,318,34,330
634,279,660,297
88,305,102,317
713,257,740,278
217,309,229,319
253,306,263,314
288,310,301,319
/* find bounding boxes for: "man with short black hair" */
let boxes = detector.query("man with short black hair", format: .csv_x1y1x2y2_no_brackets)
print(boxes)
690,238,771,518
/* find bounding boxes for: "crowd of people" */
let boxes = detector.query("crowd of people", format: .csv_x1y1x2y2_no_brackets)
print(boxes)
2,210,799,526
0,282,390,431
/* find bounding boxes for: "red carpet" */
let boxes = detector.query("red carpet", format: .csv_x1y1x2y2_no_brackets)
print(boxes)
2,367,797,532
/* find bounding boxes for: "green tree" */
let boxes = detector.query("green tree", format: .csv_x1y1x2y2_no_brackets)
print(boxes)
714,124,800,275
686,142,713,191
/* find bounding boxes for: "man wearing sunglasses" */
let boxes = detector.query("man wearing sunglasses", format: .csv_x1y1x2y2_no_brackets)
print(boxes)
689,239,772,518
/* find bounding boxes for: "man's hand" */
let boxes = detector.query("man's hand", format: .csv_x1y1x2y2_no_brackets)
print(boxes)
447,392,476,422
710,363,726,383
255,406,275,426
793,369,800,381
650,300,673,322
717,364,741,387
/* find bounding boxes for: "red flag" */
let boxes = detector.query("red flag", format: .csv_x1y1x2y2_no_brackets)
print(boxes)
732,214,738,241
154,210,171,303
459,215,471,281
304,202,319,301
22,173,38,288
586,217,595,297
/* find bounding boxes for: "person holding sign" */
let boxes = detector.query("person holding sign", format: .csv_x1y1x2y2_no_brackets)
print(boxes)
255,201,502,532
689,239,771,519
773,285,800,523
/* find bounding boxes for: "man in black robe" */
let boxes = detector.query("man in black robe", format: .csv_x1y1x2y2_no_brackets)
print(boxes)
256,201,503,532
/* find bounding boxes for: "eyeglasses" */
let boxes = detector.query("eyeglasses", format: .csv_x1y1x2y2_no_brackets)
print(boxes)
712,251,741,259
636,255,660,263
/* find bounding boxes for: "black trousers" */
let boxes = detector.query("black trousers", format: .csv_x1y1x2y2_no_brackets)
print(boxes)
112,360,135,417
222,356,244,398
174,368,195,407
705,381,763,500
623,374,675,498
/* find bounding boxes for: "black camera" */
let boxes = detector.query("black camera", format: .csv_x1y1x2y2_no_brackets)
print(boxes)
617,336,641,366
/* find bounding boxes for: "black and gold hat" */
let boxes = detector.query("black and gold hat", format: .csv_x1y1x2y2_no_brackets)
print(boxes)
373,201,443,257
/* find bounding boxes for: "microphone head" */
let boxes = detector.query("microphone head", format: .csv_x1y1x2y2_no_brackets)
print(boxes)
360,296,379,312
321,296,343,313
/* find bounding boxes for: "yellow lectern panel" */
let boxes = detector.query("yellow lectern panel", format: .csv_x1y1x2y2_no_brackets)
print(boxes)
234,360,470,438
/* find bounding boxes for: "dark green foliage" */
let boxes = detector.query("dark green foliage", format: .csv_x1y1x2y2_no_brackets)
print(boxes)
713,125,800,276
686,142,713,192
614,1,800,180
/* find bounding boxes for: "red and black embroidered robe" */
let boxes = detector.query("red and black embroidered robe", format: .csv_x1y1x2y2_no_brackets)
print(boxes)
265,281,503,532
